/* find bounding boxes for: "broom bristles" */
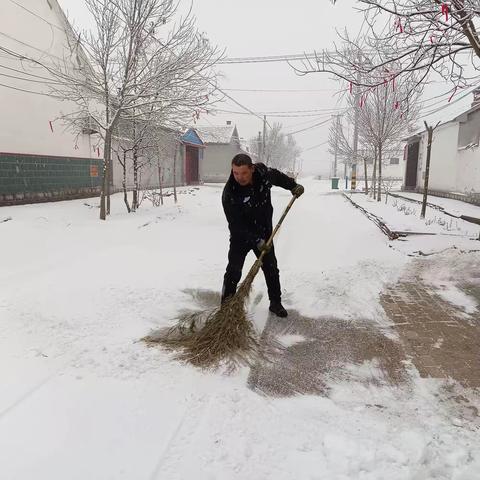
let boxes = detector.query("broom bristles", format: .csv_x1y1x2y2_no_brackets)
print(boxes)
144,259,265,370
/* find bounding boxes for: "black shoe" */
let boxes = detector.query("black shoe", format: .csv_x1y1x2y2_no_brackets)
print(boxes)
269,301,288,318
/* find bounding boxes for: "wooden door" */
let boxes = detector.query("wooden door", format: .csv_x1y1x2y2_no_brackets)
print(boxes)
185,146,199,184
405,142,419,189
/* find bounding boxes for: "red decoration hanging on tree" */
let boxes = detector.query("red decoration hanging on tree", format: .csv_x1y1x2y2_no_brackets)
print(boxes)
441,3,449,22
448,86,458,102
395,17,404,33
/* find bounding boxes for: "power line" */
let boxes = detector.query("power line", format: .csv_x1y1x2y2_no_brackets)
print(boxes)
214,107,343,118
0,70,57,84
0,31,63,63
222,87,336,93
285,118,331,135
218,53,320,64
215,87,272,127
303,140,329,152
0,62,60,82
7,0,65,32
261,107,343,114
420,81,480,118
284,115,334,129
218,49,470,65
0,80,62,98
1,17,268,131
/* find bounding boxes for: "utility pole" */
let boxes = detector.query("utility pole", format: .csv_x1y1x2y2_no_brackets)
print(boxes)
332,114,341,177
351,75,360,190
262,115,267,164
257,131,262,161
351,112,358,190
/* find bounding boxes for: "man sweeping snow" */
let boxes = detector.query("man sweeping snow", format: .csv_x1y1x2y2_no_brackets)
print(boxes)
221,153,304,317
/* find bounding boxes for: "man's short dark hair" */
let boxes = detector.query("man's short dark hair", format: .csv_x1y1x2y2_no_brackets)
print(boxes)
231,154,253,167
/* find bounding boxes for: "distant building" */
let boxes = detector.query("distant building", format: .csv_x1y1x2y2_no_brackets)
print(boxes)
403,89,480,203
196,122,246,183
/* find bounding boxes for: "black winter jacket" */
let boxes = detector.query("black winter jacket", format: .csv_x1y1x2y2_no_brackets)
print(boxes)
222,163,297,246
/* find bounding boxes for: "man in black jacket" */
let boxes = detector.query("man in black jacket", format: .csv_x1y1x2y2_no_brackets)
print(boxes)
221,153,304,317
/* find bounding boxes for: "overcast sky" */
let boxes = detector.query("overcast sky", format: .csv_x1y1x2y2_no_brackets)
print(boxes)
58,0,474,176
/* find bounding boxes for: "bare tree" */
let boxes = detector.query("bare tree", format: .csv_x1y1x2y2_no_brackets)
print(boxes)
382,177,398,204
327,73,418,200
328,114,373,191
43,0,220,220
249,123,301,171
285,134,302,175
353,69,420,201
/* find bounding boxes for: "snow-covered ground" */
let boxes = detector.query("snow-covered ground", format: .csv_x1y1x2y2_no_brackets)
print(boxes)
349,192,480,238
346,191,480,259
1,179,479,479
397,191,480,219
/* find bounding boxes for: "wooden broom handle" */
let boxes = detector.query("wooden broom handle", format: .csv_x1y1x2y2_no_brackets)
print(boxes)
258,195,298,262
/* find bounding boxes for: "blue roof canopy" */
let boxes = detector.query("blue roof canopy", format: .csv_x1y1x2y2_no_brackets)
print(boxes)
181,128,204,147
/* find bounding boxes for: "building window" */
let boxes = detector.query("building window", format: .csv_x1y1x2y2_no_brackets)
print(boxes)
390,157,400,165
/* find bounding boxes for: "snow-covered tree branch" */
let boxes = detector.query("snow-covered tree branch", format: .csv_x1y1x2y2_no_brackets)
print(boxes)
301,1,480,97
44,0,221,220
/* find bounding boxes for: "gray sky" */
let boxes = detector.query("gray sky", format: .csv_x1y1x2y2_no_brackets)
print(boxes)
58,0,474,176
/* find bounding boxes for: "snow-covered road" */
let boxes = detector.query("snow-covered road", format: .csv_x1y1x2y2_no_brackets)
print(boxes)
1,179,479,479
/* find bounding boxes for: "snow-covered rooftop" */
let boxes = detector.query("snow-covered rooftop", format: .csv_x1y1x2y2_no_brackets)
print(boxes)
196,125,237,144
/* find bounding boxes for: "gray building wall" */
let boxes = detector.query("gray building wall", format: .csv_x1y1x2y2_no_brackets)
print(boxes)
111,129,185,191
201,143,243,183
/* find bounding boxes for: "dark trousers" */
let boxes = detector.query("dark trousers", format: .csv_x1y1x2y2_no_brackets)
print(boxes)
222,239,281,303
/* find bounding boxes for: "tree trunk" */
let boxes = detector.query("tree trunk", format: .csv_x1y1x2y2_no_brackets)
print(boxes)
131,116,139,212
100,129,113,220
132,146,138,212
421,122,436,219
173,142,179,204
158,162,164,206
377,143,382,202
121,152,131,213
363,157,368,194
106,158,111,215
372,146,377,200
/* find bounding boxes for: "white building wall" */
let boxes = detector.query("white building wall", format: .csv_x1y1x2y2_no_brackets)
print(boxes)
0,0,95,159
358,158,405,180
418,122,459,192
456,147,480,194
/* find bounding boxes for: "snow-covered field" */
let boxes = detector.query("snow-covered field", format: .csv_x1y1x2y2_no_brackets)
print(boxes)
1,178,479,479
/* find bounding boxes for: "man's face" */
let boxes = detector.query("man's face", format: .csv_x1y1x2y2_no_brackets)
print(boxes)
232,164,254,186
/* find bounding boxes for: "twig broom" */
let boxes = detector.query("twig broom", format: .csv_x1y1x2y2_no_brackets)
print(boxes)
144,195,298,369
